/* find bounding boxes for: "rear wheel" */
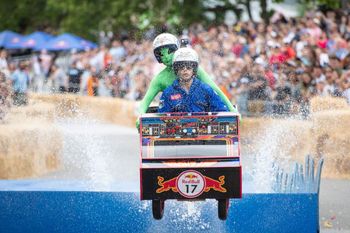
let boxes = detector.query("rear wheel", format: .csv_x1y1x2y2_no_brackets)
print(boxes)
152,199,165,220
218,199,229,220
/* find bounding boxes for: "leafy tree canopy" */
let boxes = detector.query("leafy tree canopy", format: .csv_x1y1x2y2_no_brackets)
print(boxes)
0,0,344,41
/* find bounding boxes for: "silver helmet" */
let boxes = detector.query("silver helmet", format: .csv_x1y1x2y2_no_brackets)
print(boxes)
153,33,179,63
172,47,199,75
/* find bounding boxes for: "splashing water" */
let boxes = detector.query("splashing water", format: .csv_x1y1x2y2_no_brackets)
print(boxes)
139,200,224,232
53,112,139,191
50,98,313,193
58,118,112,189
248,118,300,193
53,114,301,194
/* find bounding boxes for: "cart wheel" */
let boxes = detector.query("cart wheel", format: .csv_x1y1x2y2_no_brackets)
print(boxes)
218,199,229,220
152,199,165,220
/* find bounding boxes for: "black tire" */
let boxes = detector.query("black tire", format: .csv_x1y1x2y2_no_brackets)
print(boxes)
152,199,165,220
218,199,229,220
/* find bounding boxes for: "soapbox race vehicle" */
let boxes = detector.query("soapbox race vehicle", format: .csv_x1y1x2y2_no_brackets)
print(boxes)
139,110,242,220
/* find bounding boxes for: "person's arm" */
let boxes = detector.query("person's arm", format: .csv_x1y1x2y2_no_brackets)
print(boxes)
158,91,171,113
136,73,163,128
138,75,162,114
197,66,237,112
206,86,229,112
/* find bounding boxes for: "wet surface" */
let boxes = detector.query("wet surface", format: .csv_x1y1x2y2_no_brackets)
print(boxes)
26,120,350,231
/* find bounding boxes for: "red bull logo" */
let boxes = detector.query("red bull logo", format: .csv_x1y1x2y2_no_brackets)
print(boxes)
203,175,227,193
156,170,226,197
184,174,198,180
170,94,182,100
156,176,178,193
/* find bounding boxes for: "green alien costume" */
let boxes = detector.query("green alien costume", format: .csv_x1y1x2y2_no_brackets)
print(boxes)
137,48,238,127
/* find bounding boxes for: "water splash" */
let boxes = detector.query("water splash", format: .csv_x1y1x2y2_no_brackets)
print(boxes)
142,200,225,232
54,111,138,191
249,118,300,193
57,118,110,189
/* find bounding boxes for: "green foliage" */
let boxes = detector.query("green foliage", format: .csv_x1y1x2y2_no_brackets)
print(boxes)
0,0,48,33
297,0,340,9
0,0,343,41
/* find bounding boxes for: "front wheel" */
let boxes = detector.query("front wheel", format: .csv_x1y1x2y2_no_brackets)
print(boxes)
152,199,165,220
218,199,229,220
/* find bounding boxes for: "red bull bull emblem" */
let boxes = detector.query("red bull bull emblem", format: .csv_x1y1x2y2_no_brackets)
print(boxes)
156,170,226,198
170,94,182,100
203,175,227,193
156,176,178,193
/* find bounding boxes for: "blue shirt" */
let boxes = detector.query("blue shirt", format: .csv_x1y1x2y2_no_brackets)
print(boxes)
159,77,228,113
11,70,29,93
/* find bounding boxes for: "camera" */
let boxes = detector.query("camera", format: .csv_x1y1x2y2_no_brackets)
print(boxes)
180,38,190,47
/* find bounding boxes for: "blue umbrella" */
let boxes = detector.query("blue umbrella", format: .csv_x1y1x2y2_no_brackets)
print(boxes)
20,31,54,49
37,33,84,51
78,38,98,50
69,33,97,50
37,33,97,51
0,30,23,49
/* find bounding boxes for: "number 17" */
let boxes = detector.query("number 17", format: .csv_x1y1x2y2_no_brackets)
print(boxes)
186,184,197,193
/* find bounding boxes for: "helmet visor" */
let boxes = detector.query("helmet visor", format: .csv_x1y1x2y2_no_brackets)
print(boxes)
154,45,178,63
173,61,198,74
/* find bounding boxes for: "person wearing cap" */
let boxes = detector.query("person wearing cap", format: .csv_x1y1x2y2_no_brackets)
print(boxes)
158,48,228,113
137,33,237,126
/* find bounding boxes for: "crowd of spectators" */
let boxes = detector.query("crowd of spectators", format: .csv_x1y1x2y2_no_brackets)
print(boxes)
1,9,350,119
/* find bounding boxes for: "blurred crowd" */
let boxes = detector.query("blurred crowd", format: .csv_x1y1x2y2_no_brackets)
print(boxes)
1,9,350,119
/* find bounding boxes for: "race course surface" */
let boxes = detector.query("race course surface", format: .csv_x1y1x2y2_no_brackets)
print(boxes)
27,120,350,232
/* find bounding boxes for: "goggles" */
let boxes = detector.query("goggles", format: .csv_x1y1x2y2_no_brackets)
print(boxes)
173,61,198,75
174,61,197,69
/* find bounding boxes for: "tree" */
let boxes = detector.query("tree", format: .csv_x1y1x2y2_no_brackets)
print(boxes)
0,0,48,33
0,0,344,42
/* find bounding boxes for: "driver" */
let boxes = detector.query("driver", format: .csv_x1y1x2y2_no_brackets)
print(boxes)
158,47,228,113
137,33,236,126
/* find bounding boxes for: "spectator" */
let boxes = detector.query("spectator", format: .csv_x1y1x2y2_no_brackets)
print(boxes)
110,40,126,63
50,65,68,93
273,73,292,115
0,50,9,72
247,64,270,101
87,70,99,97
1,8,350,119
39,50,52,77
11,62,30,106
67,61,83,93
31,55,45,93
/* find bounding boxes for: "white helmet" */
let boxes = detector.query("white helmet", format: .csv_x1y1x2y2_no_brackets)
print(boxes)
153,33,179,63
153,33,179,50
172,47,199,75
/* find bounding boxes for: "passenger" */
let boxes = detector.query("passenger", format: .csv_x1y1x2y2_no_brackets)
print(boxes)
137,33,236,125
158,48,228,113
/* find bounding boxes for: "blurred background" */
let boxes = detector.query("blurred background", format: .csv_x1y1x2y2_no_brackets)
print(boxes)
0,0,349,118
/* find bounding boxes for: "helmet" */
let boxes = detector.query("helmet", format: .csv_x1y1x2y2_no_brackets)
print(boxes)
153,33,179,63
172,47,199,75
